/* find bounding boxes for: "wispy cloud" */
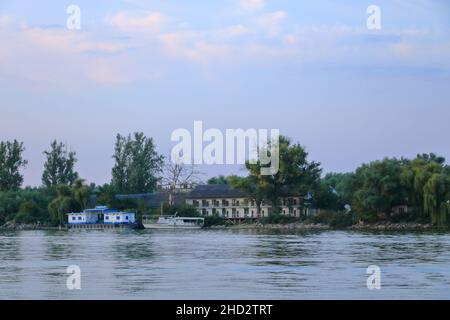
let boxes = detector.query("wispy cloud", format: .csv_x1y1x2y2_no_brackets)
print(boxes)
256,11,287,36
239,0,265,12
106,11,167,32
1,2,449,91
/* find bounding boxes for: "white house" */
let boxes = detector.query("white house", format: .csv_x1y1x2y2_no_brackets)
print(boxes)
103,211,136,224
67,211,99,224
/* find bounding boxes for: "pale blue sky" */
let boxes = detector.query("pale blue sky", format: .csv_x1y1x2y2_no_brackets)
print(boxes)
1,0,449,186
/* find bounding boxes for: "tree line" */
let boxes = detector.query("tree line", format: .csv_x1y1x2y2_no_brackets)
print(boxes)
1,134,449,226
0,133,163,225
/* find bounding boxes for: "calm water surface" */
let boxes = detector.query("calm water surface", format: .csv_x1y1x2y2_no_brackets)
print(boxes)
1,229,449,299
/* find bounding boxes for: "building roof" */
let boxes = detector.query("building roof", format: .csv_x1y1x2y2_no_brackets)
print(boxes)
187,184,249,199
115,191,188,208
113,185,250,206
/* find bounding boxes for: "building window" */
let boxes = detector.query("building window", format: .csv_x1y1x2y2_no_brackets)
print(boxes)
116,216,120,220
126,216,129,220
105,216,109,220
78,217,82,220
72,217,76,221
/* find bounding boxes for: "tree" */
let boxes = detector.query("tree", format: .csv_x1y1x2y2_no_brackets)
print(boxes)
311,179,340,211
229,174,266,216
15,200,41,224
47,179,90,225
351,158,407,221
208,175,229,185
232,135,321,215
161,159,201,206
48,185,76,225
72,179,90,209
0,140,28,191
401,154,447,220
424,173,450,226
111,132,164,194
42,140,78,188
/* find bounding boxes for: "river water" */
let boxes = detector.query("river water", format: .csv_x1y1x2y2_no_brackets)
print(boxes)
0,229,449,299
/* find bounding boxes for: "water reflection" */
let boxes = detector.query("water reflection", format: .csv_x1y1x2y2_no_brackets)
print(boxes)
1,229,450,299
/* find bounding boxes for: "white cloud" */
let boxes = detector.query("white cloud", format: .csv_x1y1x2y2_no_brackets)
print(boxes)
23,28,126,54
256,11,287,36
217,25,250,38
239,0,265,12
106,11,167,32
158,31,233,62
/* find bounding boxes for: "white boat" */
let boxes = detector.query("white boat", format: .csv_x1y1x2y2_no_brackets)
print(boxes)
142,215,205,229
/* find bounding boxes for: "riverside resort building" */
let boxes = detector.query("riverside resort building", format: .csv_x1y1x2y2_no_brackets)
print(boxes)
116,184,318,221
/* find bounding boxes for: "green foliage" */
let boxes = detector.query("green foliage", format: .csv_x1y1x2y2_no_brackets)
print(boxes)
312,179,341,211
42,140,78,189
401,153,449,226
424,173,450,226
48,180,91,225
260,214,299,225
350,158,407,221
15,201,41,224
0,140,28,191
0,188,51,224
151,203,200,217
204,215,225,227
308,211,354,228
207,175,229,185
231,135,321,214
111,132,164,194
94,183,120,208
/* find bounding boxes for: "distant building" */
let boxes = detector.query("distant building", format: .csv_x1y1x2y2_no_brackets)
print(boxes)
185,184,313,219
67,206,136,225
113,185,318,220
67,211,99,224
104,211,136,224
391,205,413,215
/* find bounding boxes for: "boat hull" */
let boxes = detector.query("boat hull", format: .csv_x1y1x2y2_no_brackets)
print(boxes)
143,223,203,229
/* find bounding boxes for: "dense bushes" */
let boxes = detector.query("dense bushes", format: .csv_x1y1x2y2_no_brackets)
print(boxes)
260,214,299,225
307,211,353,228
0,189,51,224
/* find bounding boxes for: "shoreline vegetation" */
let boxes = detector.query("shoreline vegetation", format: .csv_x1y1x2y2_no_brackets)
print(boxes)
1,134,449,231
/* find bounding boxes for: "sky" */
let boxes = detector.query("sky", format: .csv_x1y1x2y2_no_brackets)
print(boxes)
1,0,450,187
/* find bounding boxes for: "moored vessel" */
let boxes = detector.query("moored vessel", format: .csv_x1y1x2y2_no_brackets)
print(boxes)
142,215,204,229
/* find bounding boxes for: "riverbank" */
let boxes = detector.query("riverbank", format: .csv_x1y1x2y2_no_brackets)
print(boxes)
0,222,63,230
0,221,442,232
211,221,439,232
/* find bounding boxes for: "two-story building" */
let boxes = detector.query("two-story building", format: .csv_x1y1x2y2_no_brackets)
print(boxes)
113,184,317,220
185,184,312,220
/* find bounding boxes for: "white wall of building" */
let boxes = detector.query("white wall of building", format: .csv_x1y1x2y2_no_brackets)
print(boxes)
104,212,136,224
186,197,308,219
